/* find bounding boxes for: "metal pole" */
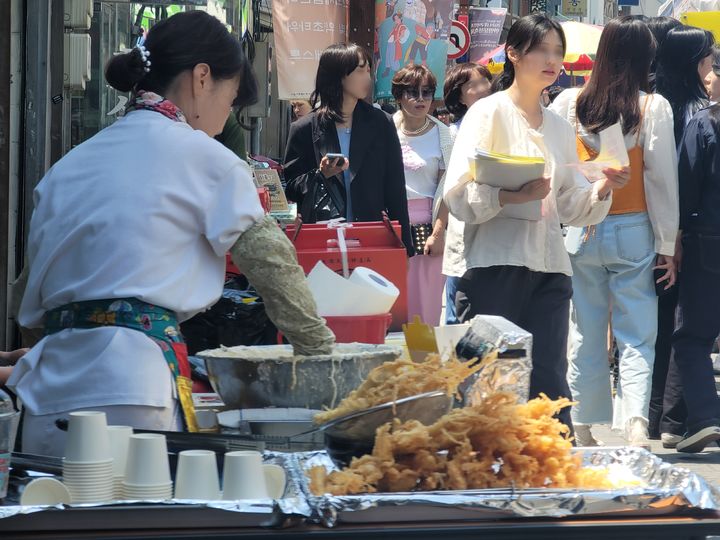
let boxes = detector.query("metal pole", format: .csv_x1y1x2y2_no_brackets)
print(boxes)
0,0,13,348
22,0,52,242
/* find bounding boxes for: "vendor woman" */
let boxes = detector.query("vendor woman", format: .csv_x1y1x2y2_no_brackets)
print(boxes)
9,11,334,457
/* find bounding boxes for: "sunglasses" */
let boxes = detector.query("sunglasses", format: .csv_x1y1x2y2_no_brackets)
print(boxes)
404,87,435,100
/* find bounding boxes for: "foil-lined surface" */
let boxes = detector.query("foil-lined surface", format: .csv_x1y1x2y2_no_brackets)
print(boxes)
456,315,534,404
463,356,532,406
290,448,720,527
0,451,311,525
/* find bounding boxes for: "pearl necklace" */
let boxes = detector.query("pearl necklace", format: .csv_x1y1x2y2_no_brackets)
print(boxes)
402,117,430,136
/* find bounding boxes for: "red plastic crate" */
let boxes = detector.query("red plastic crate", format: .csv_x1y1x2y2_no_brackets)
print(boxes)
278,313,392,345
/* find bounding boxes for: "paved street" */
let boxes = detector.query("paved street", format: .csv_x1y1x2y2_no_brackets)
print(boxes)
593,364,720,486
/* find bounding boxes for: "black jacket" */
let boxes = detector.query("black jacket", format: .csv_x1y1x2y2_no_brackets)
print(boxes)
283,100,413,254
678,105,720,234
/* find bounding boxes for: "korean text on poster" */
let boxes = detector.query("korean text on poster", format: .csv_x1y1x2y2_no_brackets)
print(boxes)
467,7,507,65
272,0,348,100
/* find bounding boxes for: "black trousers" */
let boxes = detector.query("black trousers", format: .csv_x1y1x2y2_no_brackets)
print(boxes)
671,233,720,434
456,266,574,430
648,284,687,437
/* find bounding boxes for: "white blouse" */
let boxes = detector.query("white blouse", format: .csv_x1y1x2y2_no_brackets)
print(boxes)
550,88,678,256
443,91,612,278
398,125,443,200
9,110,265,415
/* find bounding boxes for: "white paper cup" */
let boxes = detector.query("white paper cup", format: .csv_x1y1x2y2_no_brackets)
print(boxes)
222,451,269,500
63,478,114,486
65,481,114,504
108,426,133,477
63,461,113,471
121,481,173,490
20,478,72,506
174,450,220,500
63,469,114,478
64,411,112,463
121,482,172,500
263,464,287,499
124,434,171,486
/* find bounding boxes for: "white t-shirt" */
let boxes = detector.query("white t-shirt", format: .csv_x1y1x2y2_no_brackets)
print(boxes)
9,110,265,415
398,125,443,200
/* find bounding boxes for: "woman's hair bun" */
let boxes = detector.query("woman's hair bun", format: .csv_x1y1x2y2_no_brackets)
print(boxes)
105,48,146,93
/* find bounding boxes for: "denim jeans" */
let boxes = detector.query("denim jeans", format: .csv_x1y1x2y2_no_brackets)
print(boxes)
672,232,720,434
445,276,460,325
566,213,658,430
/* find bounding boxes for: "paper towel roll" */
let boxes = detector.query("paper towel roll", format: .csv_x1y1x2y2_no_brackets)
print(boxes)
348,267,399,315
306,263,399,317
306,262,361,317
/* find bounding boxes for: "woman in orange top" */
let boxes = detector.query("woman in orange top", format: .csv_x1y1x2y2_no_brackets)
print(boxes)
551,17,678,447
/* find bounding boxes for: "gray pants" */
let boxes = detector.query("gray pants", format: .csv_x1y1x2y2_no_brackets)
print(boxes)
456,265,574,430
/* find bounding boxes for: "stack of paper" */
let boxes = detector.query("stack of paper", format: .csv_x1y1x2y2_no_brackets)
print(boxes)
469,149,546,221
569,122,629,182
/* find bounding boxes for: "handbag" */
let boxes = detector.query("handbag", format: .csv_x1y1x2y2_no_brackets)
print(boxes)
299,171,346,223
410,223,433,256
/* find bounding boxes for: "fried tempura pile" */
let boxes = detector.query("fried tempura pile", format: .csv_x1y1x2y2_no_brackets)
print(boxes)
314,354,489,425
309,392,613,495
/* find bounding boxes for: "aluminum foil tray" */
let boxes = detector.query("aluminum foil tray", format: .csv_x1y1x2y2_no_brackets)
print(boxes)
290,447,720,527
0,451,310,529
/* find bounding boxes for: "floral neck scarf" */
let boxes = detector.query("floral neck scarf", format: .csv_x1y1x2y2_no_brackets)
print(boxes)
125,90,187,123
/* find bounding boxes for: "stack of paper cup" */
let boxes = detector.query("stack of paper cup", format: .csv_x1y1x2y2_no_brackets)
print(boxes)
108,426,133,500
121,434,172,500
174,450,220,500
62,411,114,504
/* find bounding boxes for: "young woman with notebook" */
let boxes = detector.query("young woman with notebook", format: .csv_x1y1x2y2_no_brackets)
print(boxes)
443,13,629,430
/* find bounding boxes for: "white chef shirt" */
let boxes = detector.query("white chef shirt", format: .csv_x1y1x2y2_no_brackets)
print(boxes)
443,91,612,278
9,110,265,415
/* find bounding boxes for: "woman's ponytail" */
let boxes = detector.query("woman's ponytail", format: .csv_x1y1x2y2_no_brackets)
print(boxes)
491,59,515,93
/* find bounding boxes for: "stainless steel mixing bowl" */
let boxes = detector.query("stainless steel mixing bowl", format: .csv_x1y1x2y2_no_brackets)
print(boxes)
198,344,402,410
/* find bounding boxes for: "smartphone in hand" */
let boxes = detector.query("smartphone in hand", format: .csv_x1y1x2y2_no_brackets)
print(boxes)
325,153,347,167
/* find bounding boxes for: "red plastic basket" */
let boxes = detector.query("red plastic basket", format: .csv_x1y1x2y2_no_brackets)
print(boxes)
278,313,392,345
325,313,393,344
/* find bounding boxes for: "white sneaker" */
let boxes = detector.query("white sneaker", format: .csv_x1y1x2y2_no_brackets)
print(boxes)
661,432,683,449
625,417,650,449
676,426,720,453
574,424,602,446
713,354,720,374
